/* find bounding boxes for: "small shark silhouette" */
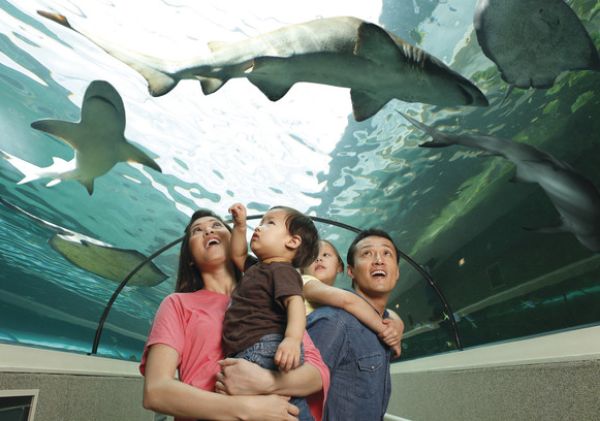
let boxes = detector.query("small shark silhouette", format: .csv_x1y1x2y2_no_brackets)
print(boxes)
0,197,167,286
38,12,488,121
29,80,161,194
400,112,600,252
474,0,600,89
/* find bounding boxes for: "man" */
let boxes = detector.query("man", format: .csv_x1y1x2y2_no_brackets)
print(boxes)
307,228,400,421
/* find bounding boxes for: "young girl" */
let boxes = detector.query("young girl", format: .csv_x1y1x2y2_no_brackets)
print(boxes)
302,240,404,357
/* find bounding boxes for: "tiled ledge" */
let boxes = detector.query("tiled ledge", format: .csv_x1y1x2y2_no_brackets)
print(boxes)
0,343,141,377
392,325,600,374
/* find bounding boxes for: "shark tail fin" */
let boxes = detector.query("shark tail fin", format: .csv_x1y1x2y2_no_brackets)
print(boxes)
350,90,390,122
120,142,162,173
198,77,227,95
397,111,454,147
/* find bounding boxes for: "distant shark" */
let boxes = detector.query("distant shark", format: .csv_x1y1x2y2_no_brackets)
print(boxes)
474,0,600,89
29,80,161,194
0,197,167,286
399,112,600,252
38,12,488,121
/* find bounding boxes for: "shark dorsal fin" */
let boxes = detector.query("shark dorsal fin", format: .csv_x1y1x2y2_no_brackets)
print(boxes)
81,179,94,195
354,22,413,66
350,89,390,122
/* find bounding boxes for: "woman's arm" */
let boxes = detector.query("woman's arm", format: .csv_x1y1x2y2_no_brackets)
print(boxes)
217,358,322,396
143,344,299,421
303,277,401,356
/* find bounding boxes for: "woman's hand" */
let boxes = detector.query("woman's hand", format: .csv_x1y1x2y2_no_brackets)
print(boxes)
378,318,404,358
239,395,299,421
216,358,276,395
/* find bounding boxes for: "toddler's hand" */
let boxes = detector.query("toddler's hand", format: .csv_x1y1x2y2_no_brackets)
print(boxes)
274,337,301,372
379,318,404,358
228,203,247,227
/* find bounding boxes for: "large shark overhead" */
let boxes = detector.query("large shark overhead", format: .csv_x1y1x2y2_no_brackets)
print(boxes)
400,112,600,253
30,80,161,194
38,12,488,121
474,0,600,89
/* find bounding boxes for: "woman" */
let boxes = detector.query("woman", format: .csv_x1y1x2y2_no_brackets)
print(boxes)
140,209,329,421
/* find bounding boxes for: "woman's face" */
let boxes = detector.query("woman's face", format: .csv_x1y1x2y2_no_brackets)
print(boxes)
305,241,343,286
188,216,232,269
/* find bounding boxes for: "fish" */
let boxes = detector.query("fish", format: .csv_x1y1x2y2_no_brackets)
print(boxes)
30,80,161,194
399,112,600,252
49,233,168,287
474,0,600,89
38,12,488,121
0,197,168,286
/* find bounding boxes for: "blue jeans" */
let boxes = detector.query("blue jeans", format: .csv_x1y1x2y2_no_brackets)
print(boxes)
235,333,314,421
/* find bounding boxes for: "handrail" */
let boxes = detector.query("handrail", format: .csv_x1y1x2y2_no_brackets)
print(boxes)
90,214,462,355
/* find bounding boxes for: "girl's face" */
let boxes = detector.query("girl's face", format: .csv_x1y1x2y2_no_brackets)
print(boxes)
305,241,343,286
188,216,232,269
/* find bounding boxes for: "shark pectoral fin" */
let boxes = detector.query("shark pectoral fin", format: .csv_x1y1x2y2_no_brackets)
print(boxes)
120,142,162,173
246,57,294,101
350,90,389,121
355,22,414,66
31,119,80,147
419,141,450,148
198,77,226,95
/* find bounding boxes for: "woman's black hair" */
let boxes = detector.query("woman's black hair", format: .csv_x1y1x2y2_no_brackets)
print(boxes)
175,209,241,292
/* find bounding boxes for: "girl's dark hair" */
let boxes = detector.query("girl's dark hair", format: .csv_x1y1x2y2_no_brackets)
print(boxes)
271,206,319,268
321,239,344,271
175,209,240,292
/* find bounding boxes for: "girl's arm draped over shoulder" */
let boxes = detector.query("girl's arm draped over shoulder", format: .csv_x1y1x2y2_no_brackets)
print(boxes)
303,276,402,356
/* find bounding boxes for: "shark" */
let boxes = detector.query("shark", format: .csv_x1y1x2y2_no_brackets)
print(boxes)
474,0,600,89
38,12,488,121
399,112,600,253
30,80,161,194
0,197,167,286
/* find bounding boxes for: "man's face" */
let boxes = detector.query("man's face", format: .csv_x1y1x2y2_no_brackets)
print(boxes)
348,236,399,298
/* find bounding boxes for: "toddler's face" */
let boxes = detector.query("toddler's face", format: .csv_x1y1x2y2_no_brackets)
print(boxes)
250,209,292,260
305,241,342,286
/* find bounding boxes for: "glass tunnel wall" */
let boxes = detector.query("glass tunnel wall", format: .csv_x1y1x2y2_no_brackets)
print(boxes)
0,0,599,363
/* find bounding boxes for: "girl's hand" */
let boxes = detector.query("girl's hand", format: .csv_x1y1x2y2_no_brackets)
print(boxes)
379,318,404,358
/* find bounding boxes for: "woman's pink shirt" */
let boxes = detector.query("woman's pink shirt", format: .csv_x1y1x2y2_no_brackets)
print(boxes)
139,289,329,420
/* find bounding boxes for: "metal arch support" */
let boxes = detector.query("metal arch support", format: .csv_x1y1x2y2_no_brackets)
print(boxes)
91,214,462,355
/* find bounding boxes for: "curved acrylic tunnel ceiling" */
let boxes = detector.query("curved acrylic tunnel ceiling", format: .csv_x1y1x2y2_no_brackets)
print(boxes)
0,0,599,360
